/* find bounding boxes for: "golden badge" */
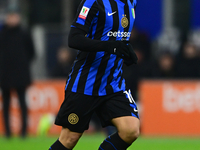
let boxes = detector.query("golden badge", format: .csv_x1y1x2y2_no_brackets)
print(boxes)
68,113,79,125
121,15,129,28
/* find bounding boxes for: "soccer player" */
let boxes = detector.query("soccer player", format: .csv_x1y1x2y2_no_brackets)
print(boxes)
49,0,140,149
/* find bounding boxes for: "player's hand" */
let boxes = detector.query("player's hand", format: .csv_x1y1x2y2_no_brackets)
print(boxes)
105,41,138,66
106,41,130,59
123,43,138,66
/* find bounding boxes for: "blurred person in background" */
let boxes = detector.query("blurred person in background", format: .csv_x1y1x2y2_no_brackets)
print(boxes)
129,27,151,60
151,51,177,79
50,46,75,78
0,10,35,138
176,42,200,78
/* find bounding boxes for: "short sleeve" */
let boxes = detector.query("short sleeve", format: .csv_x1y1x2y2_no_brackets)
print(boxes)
72,0,99,33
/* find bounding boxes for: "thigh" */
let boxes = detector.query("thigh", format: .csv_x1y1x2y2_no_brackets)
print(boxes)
96,90,139,128
55,91,101,133
111,116,140,132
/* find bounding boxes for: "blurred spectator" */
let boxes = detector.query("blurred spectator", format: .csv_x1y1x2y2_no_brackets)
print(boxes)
50,46,75,78
129,27,151,60
0,10,35,138
151,51,177,78
154,27,181,57
176,42,200,78
188,29,200,53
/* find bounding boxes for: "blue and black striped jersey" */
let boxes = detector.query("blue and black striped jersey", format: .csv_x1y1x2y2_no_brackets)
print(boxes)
65,0,137,96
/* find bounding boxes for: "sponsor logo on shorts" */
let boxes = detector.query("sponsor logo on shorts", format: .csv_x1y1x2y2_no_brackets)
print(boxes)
68,113,79,125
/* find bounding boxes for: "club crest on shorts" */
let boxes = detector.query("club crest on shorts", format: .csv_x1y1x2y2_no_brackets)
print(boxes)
121,14,129,28
68,113,79,125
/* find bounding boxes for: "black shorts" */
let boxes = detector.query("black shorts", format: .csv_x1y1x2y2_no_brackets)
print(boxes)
55,90,139,133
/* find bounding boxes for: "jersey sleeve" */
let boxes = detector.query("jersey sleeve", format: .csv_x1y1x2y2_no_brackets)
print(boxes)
72,0,99,33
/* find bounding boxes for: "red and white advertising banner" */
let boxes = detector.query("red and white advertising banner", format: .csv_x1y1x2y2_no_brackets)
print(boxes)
0,80,66,135
140,80,200,136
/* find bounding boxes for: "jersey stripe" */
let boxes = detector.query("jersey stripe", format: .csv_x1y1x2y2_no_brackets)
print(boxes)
90,11,99,39
72,56,88,92
101,0,113,41
99,54,117,95
110,58,123,93
104,0,120,94
77,52,97,93
105,58,121,94
116,1,130,89
84,52,105,95
66,53,88,91
118,67,123,89
116,0,125,41
116,61,123,89
92,54,110,95
109,0,119,41
65,59,77,90
93,0,106,40
93,0,116,95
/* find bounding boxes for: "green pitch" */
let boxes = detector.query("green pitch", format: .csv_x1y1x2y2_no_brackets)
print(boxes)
1,133,200,150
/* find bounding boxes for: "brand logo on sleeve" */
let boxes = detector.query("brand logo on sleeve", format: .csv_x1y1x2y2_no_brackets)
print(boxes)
79,6,90,20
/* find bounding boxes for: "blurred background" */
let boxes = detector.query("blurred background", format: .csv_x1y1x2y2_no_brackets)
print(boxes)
0,0,200,149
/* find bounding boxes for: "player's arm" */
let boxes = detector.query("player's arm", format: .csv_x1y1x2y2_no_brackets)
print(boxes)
68,27,131,59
